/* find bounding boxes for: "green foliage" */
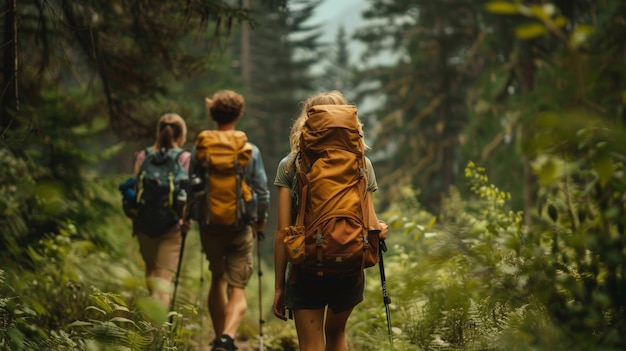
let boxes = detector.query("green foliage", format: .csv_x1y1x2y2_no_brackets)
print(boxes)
0,191,207,350
0,148,34,253
526,130,626,348
354,153,625,350
0,86,138,259
10,0,265,141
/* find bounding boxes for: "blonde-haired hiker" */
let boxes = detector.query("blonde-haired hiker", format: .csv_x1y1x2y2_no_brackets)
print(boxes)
272,91,389,351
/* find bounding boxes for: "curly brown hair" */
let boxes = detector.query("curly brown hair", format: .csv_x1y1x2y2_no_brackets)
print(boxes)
205,90,245,125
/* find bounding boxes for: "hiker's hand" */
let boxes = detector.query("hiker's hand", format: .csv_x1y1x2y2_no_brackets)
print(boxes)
378,220,389,240
254,220,267,235
180,219,193,232
273,289,288,321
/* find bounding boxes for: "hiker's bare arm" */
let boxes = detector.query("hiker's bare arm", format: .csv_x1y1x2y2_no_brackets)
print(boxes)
133,151,144,176
254,220,266,234
366,191,389,240
378,219,389,240
273,186,291,321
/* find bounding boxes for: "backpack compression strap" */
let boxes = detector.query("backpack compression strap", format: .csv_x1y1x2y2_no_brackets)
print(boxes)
135,147,152,204
167,148,188,207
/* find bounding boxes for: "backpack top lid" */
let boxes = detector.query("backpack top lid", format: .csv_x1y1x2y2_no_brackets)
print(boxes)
140,148,187,176
306,104,358,129
302,105,363,157
144,146,183,160
195,130,250,170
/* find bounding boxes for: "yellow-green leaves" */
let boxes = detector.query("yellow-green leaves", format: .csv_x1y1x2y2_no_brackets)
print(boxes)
515,22,548,39
486,1,597,45
552,16,568,28
569,24,594,49
532,155,565,186
485,1,518,14
592,151,614,187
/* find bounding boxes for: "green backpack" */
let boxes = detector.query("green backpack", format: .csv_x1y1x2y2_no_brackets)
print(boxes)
133,147,189,237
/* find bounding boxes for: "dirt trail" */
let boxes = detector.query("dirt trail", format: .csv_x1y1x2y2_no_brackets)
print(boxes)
195,332,255,351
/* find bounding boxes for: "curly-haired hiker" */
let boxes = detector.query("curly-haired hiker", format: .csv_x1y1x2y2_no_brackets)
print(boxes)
189,90,270,351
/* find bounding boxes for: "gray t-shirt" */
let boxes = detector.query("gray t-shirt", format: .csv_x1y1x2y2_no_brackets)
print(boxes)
273,154,378,192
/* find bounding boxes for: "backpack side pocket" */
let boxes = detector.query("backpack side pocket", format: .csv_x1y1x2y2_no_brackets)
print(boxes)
283,225,306,264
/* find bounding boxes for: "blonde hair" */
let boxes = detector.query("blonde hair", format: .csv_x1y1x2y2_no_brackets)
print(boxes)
154,113,187,150
288,90,367,155
205,90,245,125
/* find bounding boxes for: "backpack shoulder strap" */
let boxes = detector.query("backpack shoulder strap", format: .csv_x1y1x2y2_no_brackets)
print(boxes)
138,147,153,170
170,148,188,161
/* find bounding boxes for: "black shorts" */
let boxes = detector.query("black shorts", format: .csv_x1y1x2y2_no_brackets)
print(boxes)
286,268,364,313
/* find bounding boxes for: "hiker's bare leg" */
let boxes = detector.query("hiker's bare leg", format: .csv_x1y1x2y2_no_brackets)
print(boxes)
153,267,173,306
144,266,156,295
294,308,326,351
208,273,227,337
222,285,248,337
324,308,353,351
145,267,172,307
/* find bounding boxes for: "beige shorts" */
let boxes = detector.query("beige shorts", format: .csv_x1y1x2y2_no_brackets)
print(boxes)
200,226,254,289
136,229,183,273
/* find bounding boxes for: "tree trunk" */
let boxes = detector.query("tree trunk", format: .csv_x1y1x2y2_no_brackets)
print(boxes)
520,40,537,226
1,0,19,133
240,0,251,93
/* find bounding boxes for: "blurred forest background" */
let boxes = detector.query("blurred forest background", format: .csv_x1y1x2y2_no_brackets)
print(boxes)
1,0,625,350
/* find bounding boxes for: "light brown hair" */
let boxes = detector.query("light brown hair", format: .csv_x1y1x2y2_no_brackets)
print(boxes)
205,90,245,125
154,113,187,150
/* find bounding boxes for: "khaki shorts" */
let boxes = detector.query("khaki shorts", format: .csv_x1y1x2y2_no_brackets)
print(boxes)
136,229,183,273
200,226,254,289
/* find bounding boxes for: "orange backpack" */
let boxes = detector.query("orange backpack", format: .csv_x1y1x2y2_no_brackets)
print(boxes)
284,104,379,277
194,130,254,231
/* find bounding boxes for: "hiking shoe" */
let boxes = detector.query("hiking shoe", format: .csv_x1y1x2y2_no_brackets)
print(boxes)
211,334,237,351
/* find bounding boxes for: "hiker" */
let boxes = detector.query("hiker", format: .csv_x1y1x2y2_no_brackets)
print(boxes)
272,90,389,351
131,113,192,307
189,90,270,351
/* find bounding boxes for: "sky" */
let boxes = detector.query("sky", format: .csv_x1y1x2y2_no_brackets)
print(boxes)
309,0,369,63
307,0,387,115
312,0,368,40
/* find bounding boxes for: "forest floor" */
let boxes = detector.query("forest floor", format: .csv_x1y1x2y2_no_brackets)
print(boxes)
196,331,255,351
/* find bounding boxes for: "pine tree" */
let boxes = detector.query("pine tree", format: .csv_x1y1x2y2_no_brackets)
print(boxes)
354,0,485,212
237,0,324,169
0,0,270,141
317,26,354,96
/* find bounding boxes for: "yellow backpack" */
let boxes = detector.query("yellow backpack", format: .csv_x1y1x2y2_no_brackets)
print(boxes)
194,130,254,231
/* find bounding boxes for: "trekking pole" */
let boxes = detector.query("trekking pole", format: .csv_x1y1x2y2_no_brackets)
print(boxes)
255,228,266,351
199,247,206,344
169,191,198,323
170,229,188,323
379,239,394,350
